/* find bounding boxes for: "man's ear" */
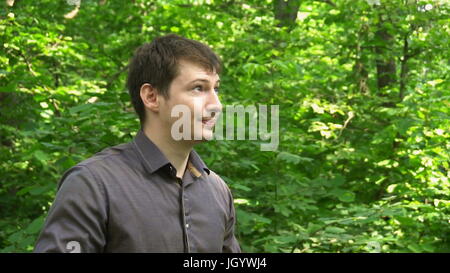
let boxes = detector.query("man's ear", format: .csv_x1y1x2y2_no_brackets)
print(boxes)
140,83,159,113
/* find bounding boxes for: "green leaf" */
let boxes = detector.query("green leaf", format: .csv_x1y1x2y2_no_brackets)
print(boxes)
407,244,422,253
29,185,51,196
277,152,313,165
33,150,50,162
7,232,24,244
330,189,356,203
307,223,324,234
25,217,45,234
324,226,346,234
68,103,94,115
18,236,35,249
232,184,252,192
338,191,355,203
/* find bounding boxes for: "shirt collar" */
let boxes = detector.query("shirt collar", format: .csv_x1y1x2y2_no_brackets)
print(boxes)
132,128,210,176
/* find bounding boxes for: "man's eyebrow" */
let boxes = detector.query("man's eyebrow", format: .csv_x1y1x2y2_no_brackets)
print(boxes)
188,79,220,85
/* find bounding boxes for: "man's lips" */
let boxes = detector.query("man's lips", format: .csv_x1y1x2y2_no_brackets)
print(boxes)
201,118,216,127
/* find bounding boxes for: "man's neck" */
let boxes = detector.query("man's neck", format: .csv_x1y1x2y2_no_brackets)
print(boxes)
142,125,193,179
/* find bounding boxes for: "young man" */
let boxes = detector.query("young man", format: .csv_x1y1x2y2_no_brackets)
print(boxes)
34,34,241,253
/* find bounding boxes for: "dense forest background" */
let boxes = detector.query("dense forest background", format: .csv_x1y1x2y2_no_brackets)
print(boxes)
1,0,449,253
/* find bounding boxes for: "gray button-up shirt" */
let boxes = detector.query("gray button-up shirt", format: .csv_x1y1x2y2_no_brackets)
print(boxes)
34,129,241,253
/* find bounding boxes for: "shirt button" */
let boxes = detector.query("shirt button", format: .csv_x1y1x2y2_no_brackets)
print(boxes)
185,223,189,229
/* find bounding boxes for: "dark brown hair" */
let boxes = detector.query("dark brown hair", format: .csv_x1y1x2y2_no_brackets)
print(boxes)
126,34,222,125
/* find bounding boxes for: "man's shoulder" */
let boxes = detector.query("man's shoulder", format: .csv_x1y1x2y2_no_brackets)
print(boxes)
80,142,134,167
207,169,224,183
58,141,136,188
205,169,233,195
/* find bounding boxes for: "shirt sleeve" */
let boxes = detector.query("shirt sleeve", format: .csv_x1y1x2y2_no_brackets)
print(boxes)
33,165,108,253
222,186,242,253
215,174,241,253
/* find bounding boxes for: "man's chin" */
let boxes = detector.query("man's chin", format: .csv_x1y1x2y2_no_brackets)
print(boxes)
190,139,208,145
192,129,215,143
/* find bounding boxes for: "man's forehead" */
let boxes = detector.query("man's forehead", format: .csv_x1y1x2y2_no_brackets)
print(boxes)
177,59,219,82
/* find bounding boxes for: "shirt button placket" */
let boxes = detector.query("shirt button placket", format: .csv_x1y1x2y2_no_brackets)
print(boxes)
184,188,193,252
180,178,190,253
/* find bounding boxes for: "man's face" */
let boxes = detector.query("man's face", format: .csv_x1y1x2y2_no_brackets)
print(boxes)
159,59,222,142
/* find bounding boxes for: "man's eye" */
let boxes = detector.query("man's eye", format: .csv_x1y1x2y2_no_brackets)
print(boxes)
192,85,219,93
193,86,203,92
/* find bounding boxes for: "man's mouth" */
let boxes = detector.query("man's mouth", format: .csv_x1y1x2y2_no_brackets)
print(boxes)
201,118,216,127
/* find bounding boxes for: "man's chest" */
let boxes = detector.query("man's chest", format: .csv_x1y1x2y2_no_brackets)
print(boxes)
103,175,228,252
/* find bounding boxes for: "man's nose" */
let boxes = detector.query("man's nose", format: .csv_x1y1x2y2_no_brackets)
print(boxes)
205,89,222,116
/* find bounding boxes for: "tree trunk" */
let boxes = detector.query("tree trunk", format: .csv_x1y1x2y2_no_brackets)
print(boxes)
355,25,370,94
399,34,409,102
374,11,396,92
273,0,301,30
375,26,397,91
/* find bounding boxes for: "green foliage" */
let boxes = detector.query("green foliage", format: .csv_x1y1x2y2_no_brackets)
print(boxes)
1,0,449,252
